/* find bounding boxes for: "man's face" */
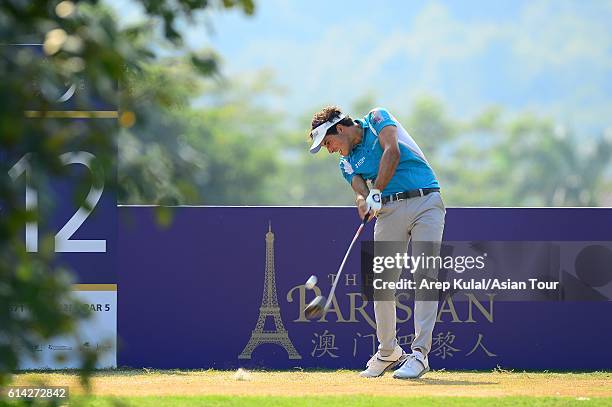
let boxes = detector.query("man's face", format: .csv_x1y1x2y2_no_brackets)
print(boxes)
322,130,350,156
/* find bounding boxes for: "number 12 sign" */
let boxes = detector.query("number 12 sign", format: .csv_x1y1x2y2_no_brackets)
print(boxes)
9,151,107,253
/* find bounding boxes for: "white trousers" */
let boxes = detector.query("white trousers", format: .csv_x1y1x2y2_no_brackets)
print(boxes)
373,192,446,357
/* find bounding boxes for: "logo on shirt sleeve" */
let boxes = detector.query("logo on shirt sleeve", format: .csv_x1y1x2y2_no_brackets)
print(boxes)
371,109,386,125
340,159,354,175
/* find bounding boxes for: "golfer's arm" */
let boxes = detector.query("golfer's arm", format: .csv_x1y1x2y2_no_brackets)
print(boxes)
373,126,400,191
351,175,369,204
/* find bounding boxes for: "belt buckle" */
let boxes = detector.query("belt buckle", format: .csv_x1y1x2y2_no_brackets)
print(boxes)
418,188,424,197
394,192,402,202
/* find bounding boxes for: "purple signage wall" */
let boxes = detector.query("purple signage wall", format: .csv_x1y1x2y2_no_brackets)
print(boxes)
2,44,118,368
117,207,612,370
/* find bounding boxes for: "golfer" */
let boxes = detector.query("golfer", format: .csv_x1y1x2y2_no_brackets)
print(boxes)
308,106,445,379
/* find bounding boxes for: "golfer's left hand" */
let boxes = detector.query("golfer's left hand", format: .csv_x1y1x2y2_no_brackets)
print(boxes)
365,188,382,217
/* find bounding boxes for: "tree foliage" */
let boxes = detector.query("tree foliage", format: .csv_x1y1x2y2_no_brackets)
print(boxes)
0,0,254,389
127,85,612,207
118,62,280,205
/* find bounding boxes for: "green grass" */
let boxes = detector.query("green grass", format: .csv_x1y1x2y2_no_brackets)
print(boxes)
85,396,611,406
3,396,610,407
5,370,611,406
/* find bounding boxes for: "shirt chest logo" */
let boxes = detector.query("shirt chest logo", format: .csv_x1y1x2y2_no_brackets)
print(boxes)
354,156,366,169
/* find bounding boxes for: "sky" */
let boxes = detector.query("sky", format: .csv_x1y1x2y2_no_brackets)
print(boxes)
106,0,612,133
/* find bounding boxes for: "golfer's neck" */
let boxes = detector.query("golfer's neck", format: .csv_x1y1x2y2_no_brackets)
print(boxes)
349,127,364,150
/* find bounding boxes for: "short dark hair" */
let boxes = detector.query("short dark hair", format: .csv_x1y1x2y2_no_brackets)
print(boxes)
310,105,354,139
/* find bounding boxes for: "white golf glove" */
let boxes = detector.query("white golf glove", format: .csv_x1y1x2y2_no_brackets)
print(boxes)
365,188,382,216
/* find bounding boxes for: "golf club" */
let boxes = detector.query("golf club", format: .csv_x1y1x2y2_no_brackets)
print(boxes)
304,213,371,320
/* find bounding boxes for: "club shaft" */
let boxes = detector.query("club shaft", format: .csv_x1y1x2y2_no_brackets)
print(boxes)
324,222,366,310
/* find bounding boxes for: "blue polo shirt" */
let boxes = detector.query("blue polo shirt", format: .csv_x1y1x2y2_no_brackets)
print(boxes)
339,107,439,196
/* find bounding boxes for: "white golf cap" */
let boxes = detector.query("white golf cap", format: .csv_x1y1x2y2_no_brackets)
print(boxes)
309,114,346,154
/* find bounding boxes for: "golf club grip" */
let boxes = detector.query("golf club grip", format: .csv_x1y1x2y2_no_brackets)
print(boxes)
324,219,368,310
362,212,371,224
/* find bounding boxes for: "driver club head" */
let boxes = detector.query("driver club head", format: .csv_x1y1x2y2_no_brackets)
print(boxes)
304,295,326,320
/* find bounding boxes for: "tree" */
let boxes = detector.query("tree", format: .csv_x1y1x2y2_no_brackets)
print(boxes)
0,0,254,388
269,96,612,207
502,116,612,206
119,62,282,205
404,96,456,159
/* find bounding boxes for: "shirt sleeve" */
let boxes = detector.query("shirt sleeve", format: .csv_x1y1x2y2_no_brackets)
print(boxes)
367,107,397,134
339,158,355,184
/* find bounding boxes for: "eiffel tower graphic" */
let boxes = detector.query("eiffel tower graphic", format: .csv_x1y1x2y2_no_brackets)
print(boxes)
238,222,301,360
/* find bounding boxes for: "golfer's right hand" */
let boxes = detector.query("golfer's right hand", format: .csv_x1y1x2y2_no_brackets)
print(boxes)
356,196,369,220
